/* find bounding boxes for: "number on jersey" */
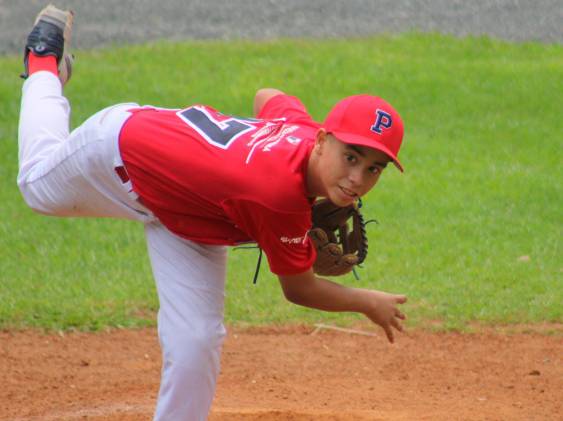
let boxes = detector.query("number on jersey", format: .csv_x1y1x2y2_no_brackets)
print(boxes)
178,106,259,149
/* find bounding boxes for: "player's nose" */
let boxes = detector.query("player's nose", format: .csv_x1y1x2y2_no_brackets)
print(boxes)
347,167,364,187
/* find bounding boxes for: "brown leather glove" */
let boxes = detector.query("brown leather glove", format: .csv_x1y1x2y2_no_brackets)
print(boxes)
309,199,368,276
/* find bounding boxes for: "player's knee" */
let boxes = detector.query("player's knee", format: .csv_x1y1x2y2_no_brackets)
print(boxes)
17,181,52,215
17,177,69,216
163,326,226,370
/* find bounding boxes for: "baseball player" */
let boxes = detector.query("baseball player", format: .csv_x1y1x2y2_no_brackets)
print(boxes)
18,5,408,420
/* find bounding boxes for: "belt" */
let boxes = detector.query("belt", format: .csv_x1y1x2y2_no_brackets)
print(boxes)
115,166,130,183
114,165,150,210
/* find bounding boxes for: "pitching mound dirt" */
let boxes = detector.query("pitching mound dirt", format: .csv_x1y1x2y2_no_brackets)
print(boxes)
1,325,561,420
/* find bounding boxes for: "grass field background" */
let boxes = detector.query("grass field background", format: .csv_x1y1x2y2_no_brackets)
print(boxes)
0,34,561,331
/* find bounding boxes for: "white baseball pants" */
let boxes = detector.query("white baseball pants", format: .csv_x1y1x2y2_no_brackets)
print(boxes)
18,72,228,421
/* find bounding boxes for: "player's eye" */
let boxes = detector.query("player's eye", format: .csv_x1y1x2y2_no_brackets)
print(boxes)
345,153,357,164
369,166,381,175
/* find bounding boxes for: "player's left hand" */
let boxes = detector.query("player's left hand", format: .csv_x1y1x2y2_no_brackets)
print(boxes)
362,290,407,343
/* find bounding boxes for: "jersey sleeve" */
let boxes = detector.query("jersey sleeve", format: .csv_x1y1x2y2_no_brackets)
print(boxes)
223,199,316,275
257,94,318,127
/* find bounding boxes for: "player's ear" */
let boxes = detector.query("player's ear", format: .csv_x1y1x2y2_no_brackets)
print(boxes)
315,129,328,155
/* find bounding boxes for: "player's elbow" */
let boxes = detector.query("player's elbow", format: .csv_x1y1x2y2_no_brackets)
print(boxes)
278,270,315,305
253,88,285,116
281,285,305,305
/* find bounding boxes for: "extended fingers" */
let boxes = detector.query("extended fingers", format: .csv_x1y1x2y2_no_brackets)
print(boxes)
383,325,394,343
384,317,404,343
395,309,406,320
394,295,407,321
395,294,407,304
390,317,403,332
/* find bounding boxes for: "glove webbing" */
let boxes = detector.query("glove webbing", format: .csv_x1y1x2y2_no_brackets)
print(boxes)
309,198,370,277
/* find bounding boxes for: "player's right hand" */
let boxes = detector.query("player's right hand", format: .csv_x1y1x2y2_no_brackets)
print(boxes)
362,290,407,343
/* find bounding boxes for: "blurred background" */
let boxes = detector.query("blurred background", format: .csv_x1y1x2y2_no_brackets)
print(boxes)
1,0,561,55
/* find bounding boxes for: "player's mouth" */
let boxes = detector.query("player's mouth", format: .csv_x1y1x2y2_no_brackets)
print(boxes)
338,186,358,198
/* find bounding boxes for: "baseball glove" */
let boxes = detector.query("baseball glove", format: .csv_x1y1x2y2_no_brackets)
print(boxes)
309,198,368,276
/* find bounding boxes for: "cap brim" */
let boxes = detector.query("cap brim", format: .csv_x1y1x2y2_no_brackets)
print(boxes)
329,130,404,172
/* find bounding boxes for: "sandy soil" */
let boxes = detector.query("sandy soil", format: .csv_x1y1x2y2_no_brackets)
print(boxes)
1,325,561,421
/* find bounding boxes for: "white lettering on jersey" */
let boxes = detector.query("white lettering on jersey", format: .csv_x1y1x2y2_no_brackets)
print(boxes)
280,230,310,245
286,136,302,145
280,235,305,244
245,124,299,164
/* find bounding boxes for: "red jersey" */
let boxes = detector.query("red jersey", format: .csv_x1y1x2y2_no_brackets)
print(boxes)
118,95,320,275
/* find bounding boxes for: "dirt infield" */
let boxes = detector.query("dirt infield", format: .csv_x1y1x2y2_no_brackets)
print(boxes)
1,325,561,421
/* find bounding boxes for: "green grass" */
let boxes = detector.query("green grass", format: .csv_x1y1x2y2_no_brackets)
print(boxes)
0,33,561,331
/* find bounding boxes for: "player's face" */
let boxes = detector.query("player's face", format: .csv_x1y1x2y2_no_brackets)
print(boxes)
316,133,390,206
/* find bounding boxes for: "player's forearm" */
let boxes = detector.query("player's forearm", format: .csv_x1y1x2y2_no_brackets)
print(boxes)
280,271,407,342
284,275,374,314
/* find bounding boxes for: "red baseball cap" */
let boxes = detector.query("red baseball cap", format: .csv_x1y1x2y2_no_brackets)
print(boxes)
323,95,404,171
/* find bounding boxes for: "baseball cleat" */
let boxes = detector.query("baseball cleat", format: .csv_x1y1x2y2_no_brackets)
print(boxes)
21,4,74,85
